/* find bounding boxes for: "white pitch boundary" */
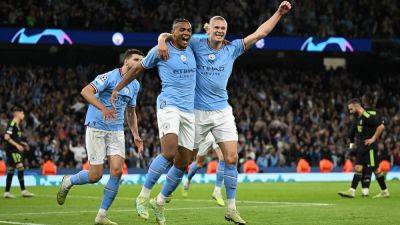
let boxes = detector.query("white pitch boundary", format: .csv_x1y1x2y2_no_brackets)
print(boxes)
0,204,331,217
36,194,335,206
0,221,46,225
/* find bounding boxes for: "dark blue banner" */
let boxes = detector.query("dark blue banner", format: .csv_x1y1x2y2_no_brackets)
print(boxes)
0,27,371,52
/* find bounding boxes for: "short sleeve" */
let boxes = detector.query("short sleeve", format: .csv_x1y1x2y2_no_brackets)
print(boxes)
128,82,140,107
231,39,245,59
6,122,14,134
362,111,382,127
141,47,160,69
189,36,202,51
91,72,111,93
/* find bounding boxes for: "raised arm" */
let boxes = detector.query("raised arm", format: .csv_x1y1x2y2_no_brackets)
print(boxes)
157,32,172,60
125,106,144,153
111,64,145,107
243,1,291,49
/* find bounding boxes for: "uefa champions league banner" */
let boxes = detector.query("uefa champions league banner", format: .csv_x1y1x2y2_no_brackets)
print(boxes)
0,27,371,52
1,173,399,187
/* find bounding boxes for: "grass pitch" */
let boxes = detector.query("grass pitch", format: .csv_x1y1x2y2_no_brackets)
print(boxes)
0,181,399,225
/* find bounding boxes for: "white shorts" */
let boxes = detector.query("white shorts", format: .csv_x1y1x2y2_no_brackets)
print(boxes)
198,132,219,156
85,126,125,165
157,107,195,150
194,106,238,149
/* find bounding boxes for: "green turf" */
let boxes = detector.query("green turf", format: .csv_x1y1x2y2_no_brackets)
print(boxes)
0,181,399,225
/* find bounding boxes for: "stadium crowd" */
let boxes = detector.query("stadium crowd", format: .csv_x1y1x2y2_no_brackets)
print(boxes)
0,0,398,38
1,64,399,172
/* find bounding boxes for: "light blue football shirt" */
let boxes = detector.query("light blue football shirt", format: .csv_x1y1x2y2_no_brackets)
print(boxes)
141,41,196,112
84,68,140,131
189,37,245,110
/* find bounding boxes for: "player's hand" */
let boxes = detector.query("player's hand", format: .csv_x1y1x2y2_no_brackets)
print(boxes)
134,135,144,153
101,108,116,121
278,1,292,15
365,137,376,146
21,142,30,151
157,40,169,61
16,144,24,152
110,90,119,109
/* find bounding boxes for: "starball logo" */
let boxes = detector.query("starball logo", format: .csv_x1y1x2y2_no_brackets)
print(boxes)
301,37,354,52
11,28,73,45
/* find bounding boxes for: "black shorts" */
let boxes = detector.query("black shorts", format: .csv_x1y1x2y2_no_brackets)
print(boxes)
6,150,24,167
355,145,378,169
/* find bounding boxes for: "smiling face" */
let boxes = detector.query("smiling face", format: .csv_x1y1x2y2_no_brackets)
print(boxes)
207,16,227,43
171,21,192,49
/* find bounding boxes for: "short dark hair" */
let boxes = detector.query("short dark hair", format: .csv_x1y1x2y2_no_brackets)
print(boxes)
347,98,361,105
362,92,377,108
12,106,24,112
123,49,144,61
172,18,190,29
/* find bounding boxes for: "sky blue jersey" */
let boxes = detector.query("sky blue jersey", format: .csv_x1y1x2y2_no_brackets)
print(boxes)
141,42,196,113
84,68,140,131
189,37,245,110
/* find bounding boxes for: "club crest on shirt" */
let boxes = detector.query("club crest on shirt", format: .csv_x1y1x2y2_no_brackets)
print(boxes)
160,100,166,109
122,87,129,95
162,122,170,131
208,54,216,61
95,73,108,85
180,55,187,62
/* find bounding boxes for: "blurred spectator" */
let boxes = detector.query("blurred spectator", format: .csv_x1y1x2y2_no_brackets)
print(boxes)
0,0,399,37
378,160,391,174
297,158,311,173
342,158,354,173
319,158,333,173
1,64,399,172
0,157,6,176
207,160,218,174
82,159,90,170
122,161,128,175
69,139,87,169
243,154,259,173
42,155,57,175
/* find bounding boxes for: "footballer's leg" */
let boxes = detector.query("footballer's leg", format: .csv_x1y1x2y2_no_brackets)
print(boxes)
136,109,180,219
212,147,225,207
371,149,389,198
183,152,204,197
4,167,15,199
219,141,246,225
57,127,105,205
151,111,195,225
151,146,192,225
373,169,390,198
361,166,372,197
339,164,363,198
95,154,124,225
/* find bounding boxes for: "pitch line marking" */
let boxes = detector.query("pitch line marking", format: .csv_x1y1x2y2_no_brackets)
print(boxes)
36,194,336,206
0,204,334,217
0,221,46,225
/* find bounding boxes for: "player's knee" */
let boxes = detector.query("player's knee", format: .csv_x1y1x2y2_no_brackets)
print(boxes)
354,165,363,173
225,153,238,165
89,173,102,183
374,170,383,177
109,167,122,177
7,167,15,174
162,150,177,161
